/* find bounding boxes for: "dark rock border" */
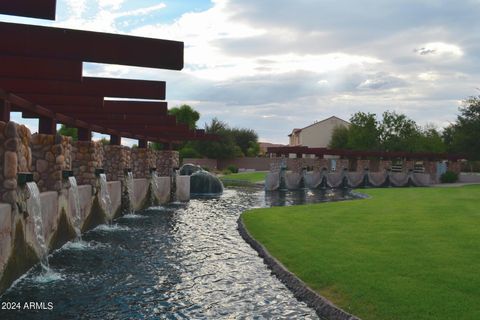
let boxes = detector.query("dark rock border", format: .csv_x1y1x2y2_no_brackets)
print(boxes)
238,217,361,320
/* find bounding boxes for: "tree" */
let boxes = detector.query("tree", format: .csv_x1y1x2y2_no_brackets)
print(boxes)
347,112,380,150
230,128,259,156
444,96,480,160
378,111,420,152
329,125,349,149
168,104,200,130
58,125,78,141
196,118,238,159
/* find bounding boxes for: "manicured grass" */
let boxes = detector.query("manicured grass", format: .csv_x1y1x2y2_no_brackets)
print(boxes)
220,171,267,183
242,186,480,320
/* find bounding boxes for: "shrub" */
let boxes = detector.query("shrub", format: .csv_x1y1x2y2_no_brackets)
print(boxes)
227,165,238,173
222,169,232,175
440,171,459,183
201,166,210,172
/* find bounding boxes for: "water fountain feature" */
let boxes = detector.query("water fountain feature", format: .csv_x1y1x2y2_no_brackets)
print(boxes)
68,176,82,239
98,173,112,219
190,170,224,196
26,182,50,272
0,187,361,319
125,170,135,213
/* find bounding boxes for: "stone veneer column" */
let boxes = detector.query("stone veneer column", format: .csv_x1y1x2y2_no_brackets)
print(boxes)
378,160,392,172
356,160,370,171
0,121,32,206
424,161,437,182
132,147,155,178
269,157,284,173
313,158,329,172
336,159,349,171
155,150,179,176
72,141,104,186
448,160,461,174
31,134,72,192
287,158,305,173
103,145,132,181
404,160,415,172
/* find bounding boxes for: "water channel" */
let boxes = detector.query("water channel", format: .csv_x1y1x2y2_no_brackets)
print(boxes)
1,188,356,319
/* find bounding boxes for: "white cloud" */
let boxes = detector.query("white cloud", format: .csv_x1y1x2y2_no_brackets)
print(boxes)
415,42,464,58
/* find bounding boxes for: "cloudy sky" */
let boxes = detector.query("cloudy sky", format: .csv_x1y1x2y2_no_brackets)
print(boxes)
2,0,480,144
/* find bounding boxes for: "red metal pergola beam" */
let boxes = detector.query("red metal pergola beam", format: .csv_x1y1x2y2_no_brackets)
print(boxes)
266,146,464,161
0,0,56,20
0,77,166,99
18,95,104,107
0,55,82,81
0,21,183,70
22,99,168,116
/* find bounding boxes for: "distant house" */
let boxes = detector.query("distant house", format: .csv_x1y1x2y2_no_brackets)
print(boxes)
259,142,285,156
288,116,350,148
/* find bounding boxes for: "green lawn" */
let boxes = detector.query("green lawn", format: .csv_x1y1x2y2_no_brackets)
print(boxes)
220,171,267,183
242,186,480,320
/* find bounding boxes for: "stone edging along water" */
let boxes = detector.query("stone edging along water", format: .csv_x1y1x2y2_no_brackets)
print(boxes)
237,216,361,320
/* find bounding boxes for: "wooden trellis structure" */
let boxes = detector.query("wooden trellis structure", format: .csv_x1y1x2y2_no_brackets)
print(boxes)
0,1,216,146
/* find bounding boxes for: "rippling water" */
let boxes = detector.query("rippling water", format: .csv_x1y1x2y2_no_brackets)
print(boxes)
1,188,355,319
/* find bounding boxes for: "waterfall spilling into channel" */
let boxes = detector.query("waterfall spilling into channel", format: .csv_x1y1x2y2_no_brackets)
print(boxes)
99,173,113,218
126,171,135,213
151,171,160,204
68,176,82,239
26,182,50,272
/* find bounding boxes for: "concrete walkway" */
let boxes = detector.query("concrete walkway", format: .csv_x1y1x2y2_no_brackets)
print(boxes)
431,182,480,188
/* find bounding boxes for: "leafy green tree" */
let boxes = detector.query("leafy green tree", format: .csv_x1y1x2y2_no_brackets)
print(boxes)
347,112,380,150
378,111,420,152
230,128,258,156
58,125,78,141
444,96,480,160
193,118,242,159
416,125,446,153
246,140,260,157
329,125,350,149
168,104,200,130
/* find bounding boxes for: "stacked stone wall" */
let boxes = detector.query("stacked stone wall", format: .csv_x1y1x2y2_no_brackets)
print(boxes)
269,157,284,173
155,150,179,176
404,160,415,172
336,159,349,172
132,148,155,178
0,121,32,206
31,134,72,192
313,158,329,172
72,141,104,186
448,161,461,174
356,160,370,171
378,160,392,172
288,158,305,173
103,145,131,181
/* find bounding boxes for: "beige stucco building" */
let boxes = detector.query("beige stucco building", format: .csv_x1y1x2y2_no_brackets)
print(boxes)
288,116,350,148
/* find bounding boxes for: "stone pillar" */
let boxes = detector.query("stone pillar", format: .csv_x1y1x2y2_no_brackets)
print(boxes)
0,121,32,206
313,158,329,172
155,150,179,176
31,134,72,192
448,160,461,174
132,148,155,178
269,157,285,173
72,141,104,186
424,161,437,182
103,145,132,181
336,159,349,171
404,160,415,172
356,160,370,172
378,160,392,172
287,158,305,173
